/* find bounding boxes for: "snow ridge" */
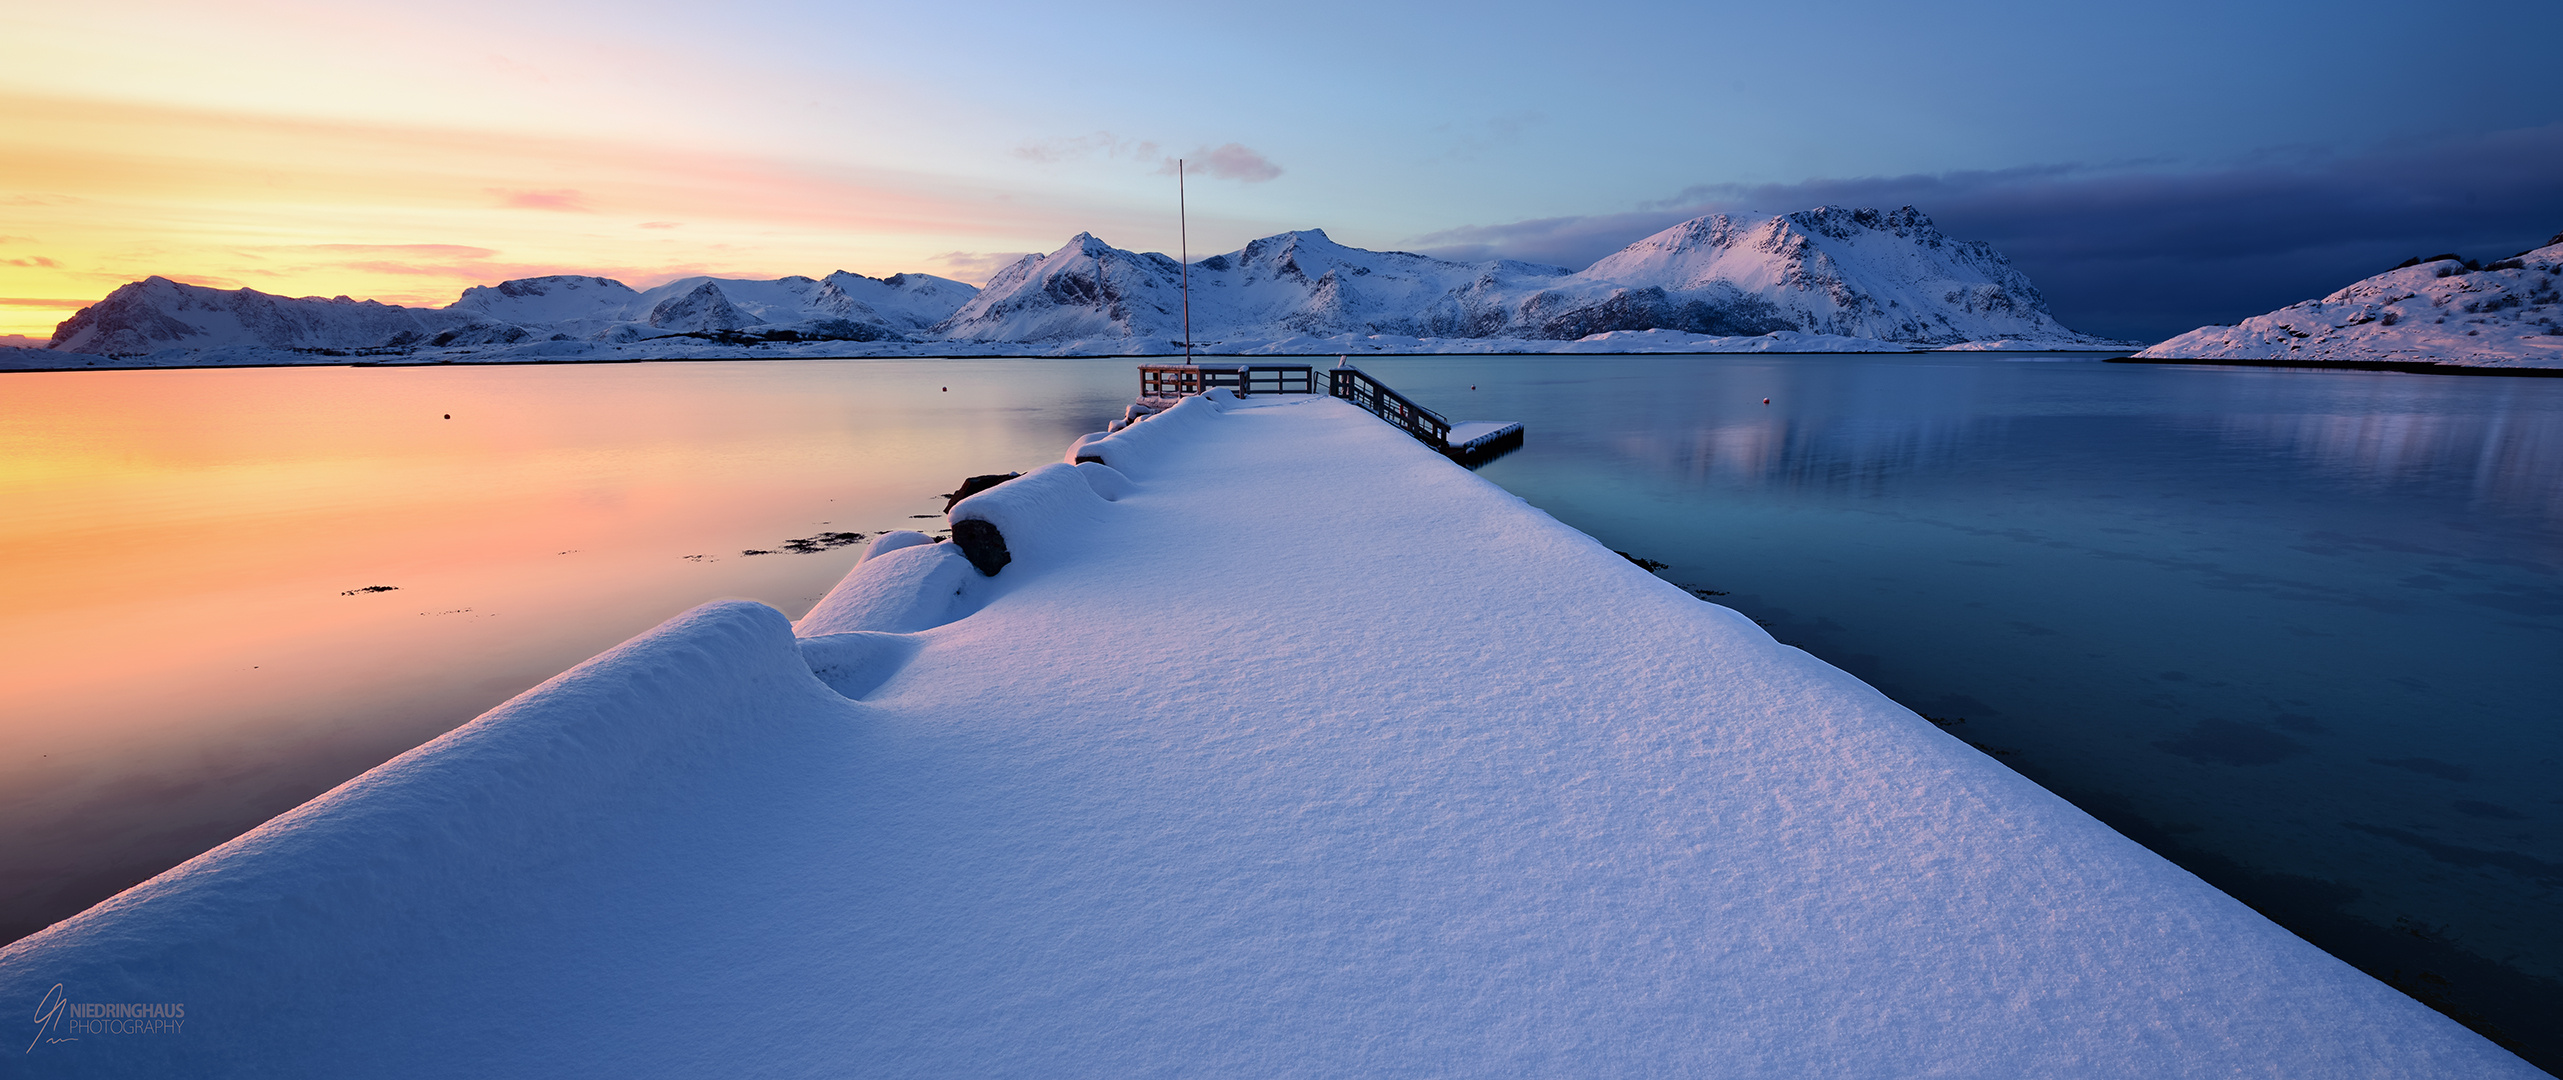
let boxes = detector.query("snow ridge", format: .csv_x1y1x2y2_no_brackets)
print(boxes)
2138,237,2563,367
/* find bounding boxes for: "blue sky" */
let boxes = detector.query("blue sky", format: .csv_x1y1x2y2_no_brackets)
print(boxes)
5,0,2559,340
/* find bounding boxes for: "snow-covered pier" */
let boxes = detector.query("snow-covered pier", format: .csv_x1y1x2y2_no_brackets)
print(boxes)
0,391,2535,1076
1128,361,1521,463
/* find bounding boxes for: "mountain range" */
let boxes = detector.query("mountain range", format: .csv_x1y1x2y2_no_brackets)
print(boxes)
24,206,2124,366
2136,234,2563,368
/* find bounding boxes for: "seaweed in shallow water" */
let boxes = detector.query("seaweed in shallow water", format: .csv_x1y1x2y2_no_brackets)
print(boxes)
1615,551,1670,571
740,531,871,557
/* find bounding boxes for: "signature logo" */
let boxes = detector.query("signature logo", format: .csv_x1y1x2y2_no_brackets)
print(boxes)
26,984,185,1052
26,984,69,1054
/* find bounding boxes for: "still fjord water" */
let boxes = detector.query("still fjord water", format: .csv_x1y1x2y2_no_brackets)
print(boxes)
4,354,2556,1052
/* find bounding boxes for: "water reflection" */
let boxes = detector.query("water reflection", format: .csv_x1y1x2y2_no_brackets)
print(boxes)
2207,407,2563,531
1611,412,1988,494
0,358,1136,944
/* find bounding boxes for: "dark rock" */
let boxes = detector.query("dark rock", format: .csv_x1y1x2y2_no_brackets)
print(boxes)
951,519,1011,576
944,472,1021,511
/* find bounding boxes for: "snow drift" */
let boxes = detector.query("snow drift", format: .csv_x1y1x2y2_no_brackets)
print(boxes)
2139,234,2563,367
0,390,2529,1077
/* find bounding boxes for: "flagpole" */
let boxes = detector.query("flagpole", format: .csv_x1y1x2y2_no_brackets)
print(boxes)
1179,158,1192,362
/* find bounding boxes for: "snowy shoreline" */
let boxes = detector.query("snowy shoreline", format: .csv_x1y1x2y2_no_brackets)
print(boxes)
0,390,2533,1076
2108,355,2563,377
0,337,2135,375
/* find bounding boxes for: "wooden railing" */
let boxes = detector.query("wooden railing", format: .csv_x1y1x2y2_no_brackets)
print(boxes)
1328,365,1452,449
1139,364,1315,399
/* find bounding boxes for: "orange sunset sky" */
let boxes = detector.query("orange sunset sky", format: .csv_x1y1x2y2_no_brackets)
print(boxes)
0,88,1186,339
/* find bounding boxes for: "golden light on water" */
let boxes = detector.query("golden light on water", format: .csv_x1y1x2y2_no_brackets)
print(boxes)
0,359,1122,940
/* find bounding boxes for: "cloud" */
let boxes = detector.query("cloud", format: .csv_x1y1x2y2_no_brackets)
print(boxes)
1021,133,1281,183
1015,132,1161,165
1161,143,1282,183
1411,125,2563,343
638,221,682,229
4,256,62,268
0,296,95,308
488,187,594,212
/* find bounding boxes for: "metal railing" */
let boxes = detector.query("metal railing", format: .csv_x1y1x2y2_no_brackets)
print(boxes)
1328,365,1452,449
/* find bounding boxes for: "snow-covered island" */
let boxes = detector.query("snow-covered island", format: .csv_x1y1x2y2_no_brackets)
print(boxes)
2137,234,2563,370
3,206,2129,370
1,389,2531,1076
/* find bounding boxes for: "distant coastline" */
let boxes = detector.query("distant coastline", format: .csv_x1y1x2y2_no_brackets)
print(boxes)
2,343,2143,375
2107,356,2563,378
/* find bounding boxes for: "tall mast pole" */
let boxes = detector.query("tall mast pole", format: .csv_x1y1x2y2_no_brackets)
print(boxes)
1179,158,1192,362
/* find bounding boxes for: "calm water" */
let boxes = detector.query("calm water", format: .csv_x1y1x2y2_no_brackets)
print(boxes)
4,354,2558,1057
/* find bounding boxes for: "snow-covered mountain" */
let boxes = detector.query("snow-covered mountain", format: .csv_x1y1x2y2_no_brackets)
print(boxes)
1563,207,2081,343
2138,235,2563,367
34,205,2116,363
937,207,2111,347
936,230,1574,344
47,277,486,356
48,270,981,357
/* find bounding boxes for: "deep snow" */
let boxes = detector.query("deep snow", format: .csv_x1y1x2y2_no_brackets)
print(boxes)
2139,238,2563,367
0,392,2531,1077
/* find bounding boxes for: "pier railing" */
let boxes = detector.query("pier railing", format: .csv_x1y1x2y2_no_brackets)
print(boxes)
1327,365,1452,449
1140,364,1315,399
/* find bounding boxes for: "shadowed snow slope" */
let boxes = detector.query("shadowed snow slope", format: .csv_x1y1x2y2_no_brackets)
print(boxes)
2139,237,2563,366
0,394,2531,1077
